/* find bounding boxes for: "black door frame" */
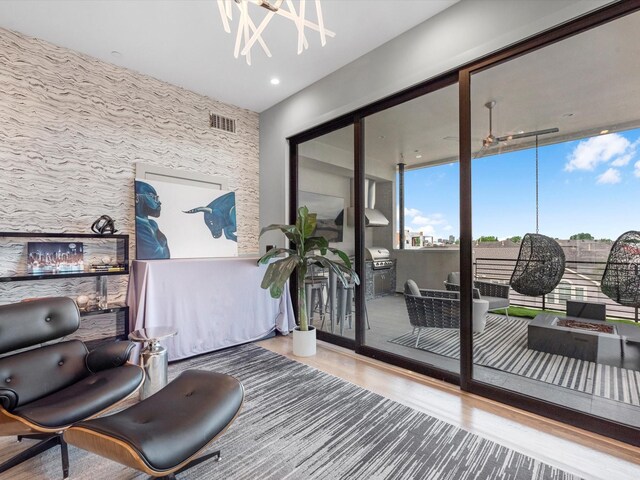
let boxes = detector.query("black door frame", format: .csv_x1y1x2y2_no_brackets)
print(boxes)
288,0,640,446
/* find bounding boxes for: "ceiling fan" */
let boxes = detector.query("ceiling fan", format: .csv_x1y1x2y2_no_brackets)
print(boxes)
480,100,560,235
481,100,559,148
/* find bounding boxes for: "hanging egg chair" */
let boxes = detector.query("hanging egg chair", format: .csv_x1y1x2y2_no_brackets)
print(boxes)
510,233,566,297
601,230,640,308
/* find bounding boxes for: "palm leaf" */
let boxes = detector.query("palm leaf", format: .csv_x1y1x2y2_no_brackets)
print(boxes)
307,255,359,288
257,247,295,265
296,206,317,239
260,224,300,245
328,247,351,269
260,256,299,298
304,236,328,255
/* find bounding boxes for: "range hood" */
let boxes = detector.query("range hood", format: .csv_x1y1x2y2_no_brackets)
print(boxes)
363,208,389,227
335,179,389,227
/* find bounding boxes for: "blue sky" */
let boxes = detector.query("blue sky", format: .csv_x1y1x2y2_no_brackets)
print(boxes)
403,129,640,241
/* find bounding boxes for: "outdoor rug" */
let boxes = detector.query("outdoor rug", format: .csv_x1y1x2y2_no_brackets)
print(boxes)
0,343,580,480
390,314,640,407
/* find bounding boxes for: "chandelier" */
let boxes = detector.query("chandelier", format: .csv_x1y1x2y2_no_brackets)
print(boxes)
217,0,335,65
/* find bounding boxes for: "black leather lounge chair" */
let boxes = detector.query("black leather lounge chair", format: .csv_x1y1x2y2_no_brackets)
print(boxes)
0,296,144,478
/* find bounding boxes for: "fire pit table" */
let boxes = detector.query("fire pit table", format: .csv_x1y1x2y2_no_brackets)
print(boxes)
528,313,640,368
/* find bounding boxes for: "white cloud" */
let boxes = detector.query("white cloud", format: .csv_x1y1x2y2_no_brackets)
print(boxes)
596,168,621,185
412,224,436,236
565,133,633,172
412,213,446,227
611,153,633,167
635,160,640,178
404,207,421,218
404,208,453,238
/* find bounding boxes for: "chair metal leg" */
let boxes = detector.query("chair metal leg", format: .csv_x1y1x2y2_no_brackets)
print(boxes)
60,436,69,479
504,307,510,320
415,328,422,347
154,450,221,479
0,434,65,478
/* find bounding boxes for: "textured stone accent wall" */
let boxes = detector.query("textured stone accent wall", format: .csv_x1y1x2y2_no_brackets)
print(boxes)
0,27,259,306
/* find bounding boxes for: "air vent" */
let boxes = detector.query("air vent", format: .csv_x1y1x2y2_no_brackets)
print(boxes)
209,113,236,134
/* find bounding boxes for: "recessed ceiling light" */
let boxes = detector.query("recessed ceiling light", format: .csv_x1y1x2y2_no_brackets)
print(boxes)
562,113,574,117
416,154,423,159
270,77,280,85
111,50,122,58
443,136,458,141
378,135,385,139
600,129,609,135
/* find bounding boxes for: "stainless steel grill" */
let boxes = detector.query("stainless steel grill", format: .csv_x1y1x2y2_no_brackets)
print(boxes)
365,247,394,270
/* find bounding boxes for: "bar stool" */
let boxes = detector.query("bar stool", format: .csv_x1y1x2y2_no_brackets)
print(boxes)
305,274,328,325
322,269,371,334
337,281,355,336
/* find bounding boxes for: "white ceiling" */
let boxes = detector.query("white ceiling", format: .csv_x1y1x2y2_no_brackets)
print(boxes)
0,0,458,112
311,9,640,169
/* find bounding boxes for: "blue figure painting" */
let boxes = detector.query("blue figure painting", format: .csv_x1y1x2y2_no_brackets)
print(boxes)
135,180,171,259
183,192,237,242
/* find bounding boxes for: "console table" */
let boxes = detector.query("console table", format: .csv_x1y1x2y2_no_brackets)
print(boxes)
127,256,295,361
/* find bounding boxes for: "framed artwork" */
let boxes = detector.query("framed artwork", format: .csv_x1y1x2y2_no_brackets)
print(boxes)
299,191,344,243
27,242,84,273
134,177,237,260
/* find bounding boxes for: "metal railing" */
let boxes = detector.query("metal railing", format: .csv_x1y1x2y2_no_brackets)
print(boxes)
474,257,639,321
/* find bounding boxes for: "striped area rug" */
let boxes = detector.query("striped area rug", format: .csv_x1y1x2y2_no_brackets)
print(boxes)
390,315,640,406
0,343,580,480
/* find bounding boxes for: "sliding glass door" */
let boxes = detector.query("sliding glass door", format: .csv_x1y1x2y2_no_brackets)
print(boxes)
360,82,460,376
296,124,356,345
289,1,640,446
467,8,640,432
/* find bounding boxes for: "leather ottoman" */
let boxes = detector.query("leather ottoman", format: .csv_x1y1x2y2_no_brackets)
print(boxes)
64,370,244,478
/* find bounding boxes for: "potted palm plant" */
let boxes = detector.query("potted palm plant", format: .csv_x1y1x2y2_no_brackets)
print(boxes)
258,206,359,356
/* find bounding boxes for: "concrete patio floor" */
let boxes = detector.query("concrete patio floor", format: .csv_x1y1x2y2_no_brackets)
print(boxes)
311,293,640,428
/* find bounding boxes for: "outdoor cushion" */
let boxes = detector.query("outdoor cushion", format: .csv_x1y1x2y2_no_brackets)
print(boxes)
483,296,509,311
405,280,421,297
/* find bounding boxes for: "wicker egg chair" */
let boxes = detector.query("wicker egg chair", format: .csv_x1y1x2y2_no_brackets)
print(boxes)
510,233,566,297
601,230,640,308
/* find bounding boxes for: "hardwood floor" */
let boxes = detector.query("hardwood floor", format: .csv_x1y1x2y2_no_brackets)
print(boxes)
258,335,640,480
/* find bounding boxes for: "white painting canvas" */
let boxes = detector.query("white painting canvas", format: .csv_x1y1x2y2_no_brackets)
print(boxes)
134,178,237,259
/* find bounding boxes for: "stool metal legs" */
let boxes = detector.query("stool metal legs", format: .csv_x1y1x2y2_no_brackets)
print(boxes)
338,285,354,336
305,281,326,327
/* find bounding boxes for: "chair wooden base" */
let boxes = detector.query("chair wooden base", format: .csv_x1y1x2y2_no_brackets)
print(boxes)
64,370,244,479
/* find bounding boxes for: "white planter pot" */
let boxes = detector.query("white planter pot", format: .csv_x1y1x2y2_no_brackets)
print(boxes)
292,326,316,357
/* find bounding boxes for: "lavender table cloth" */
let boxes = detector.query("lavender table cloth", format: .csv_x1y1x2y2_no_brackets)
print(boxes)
127,256,295,361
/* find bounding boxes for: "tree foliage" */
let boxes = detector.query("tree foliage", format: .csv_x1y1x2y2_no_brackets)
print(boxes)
569,232,594,240
477,235,498,243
